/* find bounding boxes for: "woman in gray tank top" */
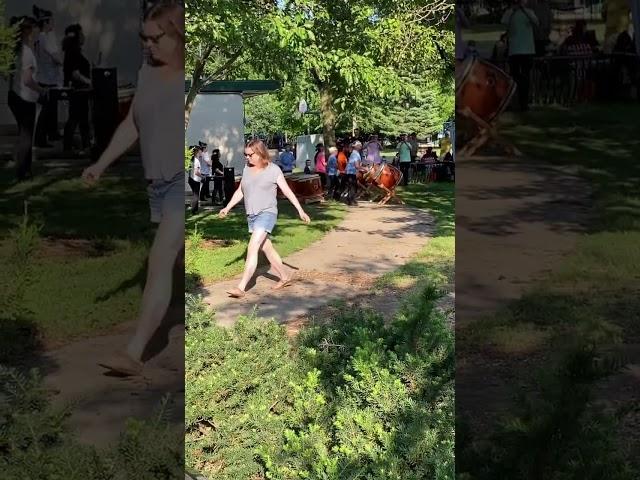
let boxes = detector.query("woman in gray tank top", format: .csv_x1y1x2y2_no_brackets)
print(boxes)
219,139,311,298
80,2,184,376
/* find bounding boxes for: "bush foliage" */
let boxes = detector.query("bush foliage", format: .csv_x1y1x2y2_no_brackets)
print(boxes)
185,285,454,480
0,367,183,479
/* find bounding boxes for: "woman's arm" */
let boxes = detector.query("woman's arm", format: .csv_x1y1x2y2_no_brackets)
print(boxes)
22,67,45,94
219,185,244,216
82,106,139,183
276,174,310,223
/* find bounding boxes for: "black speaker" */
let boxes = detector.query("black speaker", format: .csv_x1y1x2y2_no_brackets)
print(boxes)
91,67,118,160
223,167,235,207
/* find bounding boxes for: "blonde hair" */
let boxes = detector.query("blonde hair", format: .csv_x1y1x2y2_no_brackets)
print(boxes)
328,146,338,154
246,139,271,167
144,1,184,45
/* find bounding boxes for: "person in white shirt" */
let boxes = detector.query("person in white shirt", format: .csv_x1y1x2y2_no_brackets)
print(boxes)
198,141,212,200
188,146,203,213
33,6,62,147
8,16,48,181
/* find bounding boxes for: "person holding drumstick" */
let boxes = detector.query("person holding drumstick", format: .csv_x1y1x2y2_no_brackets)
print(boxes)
219,139,311,298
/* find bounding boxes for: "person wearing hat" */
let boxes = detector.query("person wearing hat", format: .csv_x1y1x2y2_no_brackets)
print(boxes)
33,5,62,147
198,141,212,201
211,148,225,204
62,23,92,154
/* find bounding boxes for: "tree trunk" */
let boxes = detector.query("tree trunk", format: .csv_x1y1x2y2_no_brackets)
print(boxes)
184,77,202,130
318,82,337,147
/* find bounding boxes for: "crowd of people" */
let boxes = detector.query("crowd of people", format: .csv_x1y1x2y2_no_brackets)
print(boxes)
8,5,98,181
188,131,454,213
458,0,638,112
187,141,226,213
274,132,455,206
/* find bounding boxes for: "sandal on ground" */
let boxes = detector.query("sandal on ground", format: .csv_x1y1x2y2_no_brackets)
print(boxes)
98,352,143,377
272,273,296,290
227,288,246,298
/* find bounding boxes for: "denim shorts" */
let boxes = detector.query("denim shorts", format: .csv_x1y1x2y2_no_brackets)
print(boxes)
147,172,184,223
247,211,277,234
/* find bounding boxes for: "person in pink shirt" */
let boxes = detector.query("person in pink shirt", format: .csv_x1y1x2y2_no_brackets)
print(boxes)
314,143,327,188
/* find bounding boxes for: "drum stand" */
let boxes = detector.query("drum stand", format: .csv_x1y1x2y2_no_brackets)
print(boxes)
457,107,522,158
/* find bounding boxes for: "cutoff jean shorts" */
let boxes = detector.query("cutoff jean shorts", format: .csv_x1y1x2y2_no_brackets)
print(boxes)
247,211,278,234
147,172,185,223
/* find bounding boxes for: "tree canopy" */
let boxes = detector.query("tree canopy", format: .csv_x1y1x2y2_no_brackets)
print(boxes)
186,0,455,143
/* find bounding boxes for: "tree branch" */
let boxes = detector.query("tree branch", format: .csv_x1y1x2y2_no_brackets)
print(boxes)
201,48,244,85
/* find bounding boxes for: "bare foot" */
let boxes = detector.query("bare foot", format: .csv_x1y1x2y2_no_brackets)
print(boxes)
227,288,246,298
98,351,143,377
272,272,296,290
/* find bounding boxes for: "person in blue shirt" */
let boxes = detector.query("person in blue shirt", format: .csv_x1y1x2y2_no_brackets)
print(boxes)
326,146,339,199
346,141,361,206
278,144,296,173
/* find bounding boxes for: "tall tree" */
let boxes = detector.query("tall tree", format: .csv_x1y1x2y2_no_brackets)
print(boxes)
0,8,16,77
272,0,455,146
184,0,290,127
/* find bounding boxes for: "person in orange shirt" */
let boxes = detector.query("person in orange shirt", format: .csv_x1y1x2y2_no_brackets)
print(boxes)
336,141,349,200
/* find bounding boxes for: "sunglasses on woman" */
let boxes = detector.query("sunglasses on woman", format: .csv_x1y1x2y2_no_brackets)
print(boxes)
139,31,165,44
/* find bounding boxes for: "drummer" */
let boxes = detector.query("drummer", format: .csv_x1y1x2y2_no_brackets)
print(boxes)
198,140,212,200
211,149,225,205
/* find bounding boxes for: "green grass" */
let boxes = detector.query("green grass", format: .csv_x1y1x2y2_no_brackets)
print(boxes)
0,162,153,357
376,182,455,291
185,201,347,286
457,104,640,476
460,104,640,347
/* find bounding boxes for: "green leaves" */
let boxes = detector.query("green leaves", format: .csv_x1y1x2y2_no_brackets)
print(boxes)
185,285,454,479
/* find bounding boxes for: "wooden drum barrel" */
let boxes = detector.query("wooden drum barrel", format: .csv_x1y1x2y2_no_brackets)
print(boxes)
456,56,516,125
293,174,323,200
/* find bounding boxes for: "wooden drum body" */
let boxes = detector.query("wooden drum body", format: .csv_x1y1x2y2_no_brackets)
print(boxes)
292,174,323,200
456,56,516,125
377,164,402,190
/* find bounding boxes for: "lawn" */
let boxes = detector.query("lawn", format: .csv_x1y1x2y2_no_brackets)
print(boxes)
185,200,347,287
377,182,455,291
459,103,640,349
0,160,153,361
456,103,640,477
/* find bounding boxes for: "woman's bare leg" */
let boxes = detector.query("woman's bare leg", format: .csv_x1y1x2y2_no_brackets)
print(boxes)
261,237,288,280
126,210,183,362
237,229,268,292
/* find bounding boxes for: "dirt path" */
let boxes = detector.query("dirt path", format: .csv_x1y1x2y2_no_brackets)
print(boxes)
200,202,435,328
36,310,185,448
455,152,592,430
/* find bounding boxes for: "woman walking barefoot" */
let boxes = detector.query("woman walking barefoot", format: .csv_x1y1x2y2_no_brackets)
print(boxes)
218,139,311,298
80,1,184,376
